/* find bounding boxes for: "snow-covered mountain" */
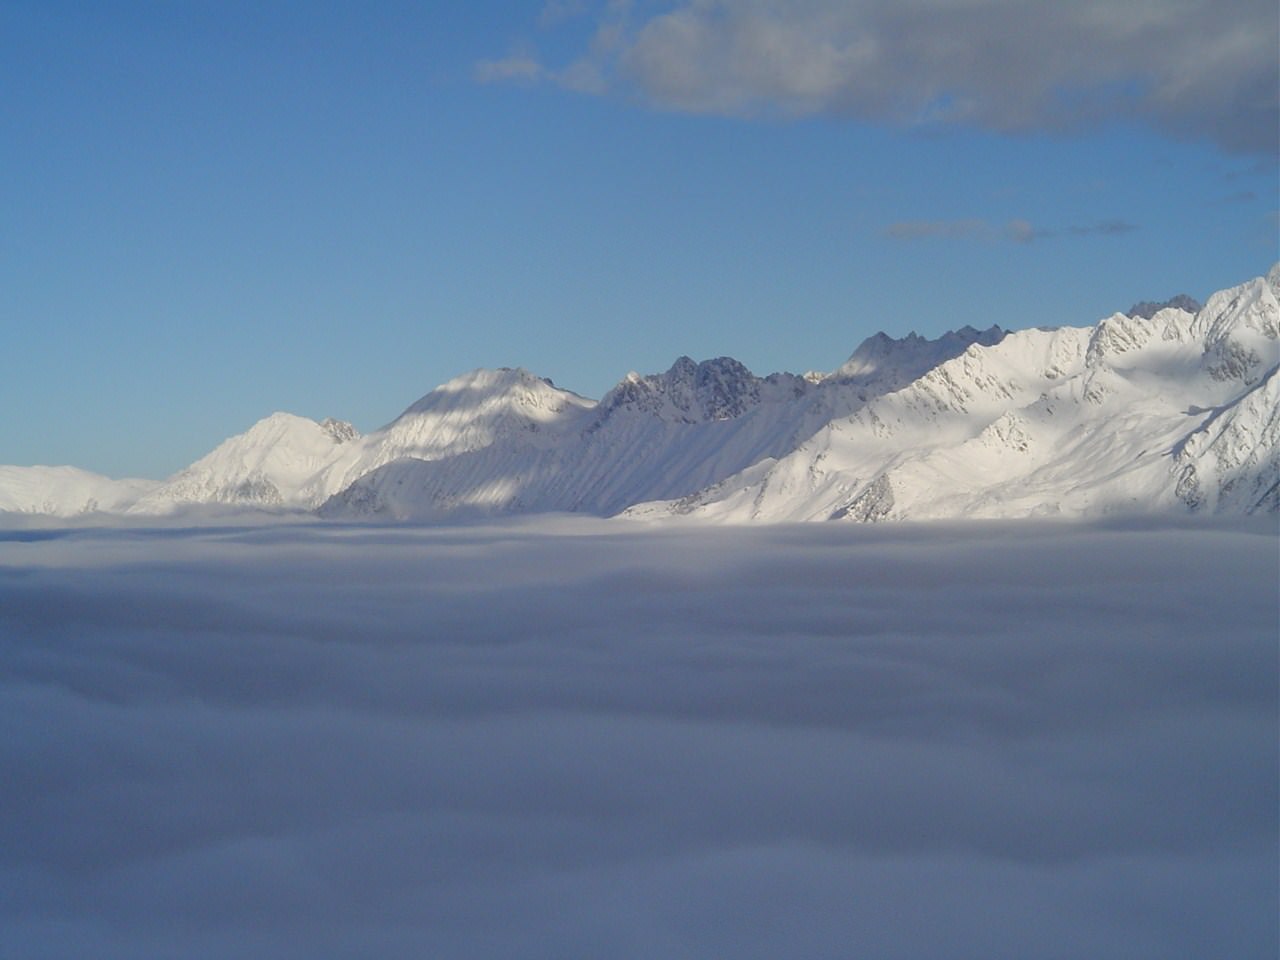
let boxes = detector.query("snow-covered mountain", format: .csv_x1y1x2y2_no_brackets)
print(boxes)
319,326,1015,520
833,324,1005,392
0,466,157,517
130,413,361,511
320,355,818,519
125,367,595,515
302,367,597,505
4,266,1276,523
630,266,1279,522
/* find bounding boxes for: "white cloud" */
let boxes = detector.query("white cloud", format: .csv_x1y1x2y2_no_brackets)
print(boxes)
1,518,1275,957
487,0,1279,154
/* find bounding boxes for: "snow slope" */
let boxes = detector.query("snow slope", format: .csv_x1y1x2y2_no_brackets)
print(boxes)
130,413,361,511
834,324,1005,392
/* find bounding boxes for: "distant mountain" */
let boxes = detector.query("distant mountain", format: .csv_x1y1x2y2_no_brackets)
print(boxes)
833,324,1005,393
130,413,361,511
1127,294,1202,319
0,466,157,517
4,266,1276,523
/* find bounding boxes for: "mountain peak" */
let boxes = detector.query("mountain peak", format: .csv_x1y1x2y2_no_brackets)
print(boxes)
405,367,546,407
130,412,361,512
395,367,591,422
835,325,1005,387
1126,294,1202,319
600,355,773,423
319,418,359,444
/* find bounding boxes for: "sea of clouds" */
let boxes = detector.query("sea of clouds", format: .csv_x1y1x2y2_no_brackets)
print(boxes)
1,516,1276,959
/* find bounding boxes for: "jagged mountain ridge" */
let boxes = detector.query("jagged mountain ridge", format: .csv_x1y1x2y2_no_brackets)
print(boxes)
1127,294,1202,320
120,323,1002,520
3,266,1276,522
629,266,1279,522
319,326,1008,519
834,324,1005,393
0,320,1000,520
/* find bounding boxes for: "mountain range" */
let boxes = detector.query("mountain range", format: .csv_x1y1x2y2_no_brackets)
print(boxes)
5,266,1277,523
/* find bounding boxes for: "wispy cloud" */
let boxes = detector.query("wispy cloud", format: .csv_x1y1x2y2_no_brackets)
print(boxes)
538,0,589,28
1066,219,1138,237
883,219,992,241
1005,219,1047,244
1214,190,1259,205
474,54,546,85
885,217,1138,244
484,0,1279,155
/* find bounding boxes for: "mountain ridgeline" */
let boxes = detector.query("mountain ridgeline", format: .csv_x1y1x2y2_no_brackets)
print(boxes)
5,267,1277,523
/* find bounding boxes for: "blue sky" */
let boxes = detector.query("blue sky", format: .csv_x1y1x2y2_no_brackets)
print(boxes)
3,0,1277,479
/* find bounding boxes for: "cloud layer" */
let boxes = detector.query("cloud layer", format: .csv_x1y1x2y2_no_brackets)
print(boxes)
2,518,1276,958
483,0,1279,154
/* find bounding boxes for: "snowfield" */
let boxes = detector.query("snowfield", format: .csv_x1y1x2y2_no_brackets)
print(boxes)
1,517,1275,959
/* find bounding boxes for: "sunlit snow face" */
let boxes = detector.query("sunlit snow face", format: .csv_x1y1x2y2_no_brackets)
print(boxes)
1,518,1275,959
